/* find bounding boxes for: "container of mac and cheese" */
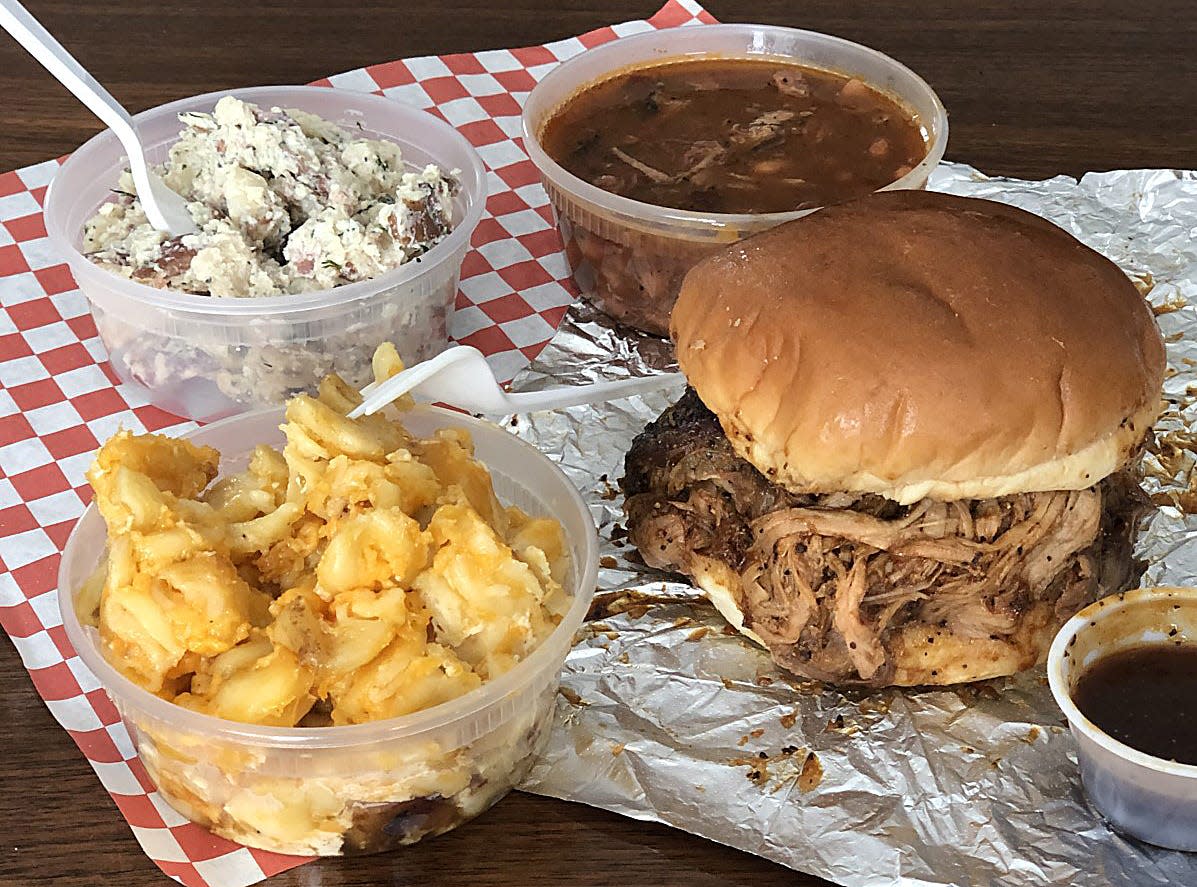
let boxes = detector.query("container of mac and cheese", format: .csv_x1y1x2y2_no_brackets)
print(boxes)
57,406,599,855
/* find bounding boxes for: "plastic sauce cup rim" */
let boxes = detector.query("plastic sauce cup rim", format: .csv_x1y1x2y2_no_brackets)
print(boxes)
44,85,488,317
57,404,600,749
1047,586,1197,778
521,23,950,232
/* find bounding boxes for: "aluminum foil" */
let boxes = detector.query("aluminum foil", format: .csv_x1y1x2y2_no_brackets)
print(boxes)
512,161,1197,887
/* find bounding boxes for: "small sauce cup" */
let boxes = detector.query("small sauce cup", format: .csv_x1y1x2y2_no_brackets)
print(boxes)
1047,587,1197,851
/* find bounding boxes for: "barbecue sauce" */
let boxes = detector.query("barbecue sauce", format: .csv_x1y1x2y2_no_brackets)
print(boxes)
1073,645,1197,765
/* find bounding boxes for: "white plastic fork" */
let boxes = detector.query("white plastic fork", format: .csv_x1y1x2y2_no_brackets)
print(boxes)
0,0,197,236
349,345,684,418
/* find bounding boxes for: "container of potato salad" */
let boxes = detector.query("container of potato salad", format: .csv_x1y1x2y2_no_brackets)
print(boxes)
44,86,486,422
57,381,599,855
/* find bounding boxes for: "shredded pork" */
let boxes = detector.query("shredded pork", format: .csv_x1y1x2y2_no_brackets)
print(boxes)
623,389,1146,685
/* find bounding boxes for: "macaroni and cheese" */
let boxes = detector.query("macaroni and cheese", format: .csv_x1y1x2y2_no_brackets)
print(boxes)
79,345,575,852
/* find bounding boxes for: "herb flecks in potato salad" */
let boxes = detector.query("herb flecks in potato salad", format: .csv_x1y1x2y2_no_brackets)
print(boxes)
83,96,458,296
82,344,570,727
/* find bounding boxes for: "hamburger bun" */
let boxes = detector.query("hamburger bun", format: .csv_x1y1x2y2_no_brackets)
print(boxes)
670,191,1166,505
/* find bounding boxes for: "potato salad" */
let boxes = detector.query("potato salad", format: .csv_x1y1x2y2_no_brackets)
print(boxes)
82,96,458,296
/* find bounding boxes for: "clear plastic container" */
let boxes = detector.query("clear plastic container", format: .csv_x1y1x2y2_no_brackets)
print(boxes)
1047,587,1197,851
522,25,949,336
44,86,487,422
57,405,599,856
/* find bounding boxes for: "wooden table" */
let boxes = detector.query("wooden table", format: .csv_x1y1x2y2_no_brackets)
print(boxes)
1,2,1195,885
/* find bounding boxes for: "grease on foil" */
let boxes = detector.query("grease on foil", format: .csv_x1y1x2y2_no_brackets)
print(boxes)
510,161,1197,887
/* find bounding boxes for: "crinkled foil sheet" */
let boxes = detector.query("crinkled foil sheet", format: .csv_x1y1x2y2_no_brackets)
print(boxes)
511,161,1197,886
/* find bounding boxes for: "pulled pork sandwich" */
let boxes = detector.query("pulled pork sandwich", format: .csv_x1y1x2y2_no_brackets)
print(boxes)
623,190,1165,687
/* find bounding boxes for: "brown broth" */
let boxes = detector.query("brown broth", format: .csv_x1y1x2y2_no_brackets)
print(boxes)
1073,644,1197,765
541,57,927,215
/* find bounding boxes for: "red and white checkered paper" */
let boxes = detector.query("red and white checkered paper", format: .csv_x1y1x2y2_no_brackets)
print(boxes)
0,3,716,884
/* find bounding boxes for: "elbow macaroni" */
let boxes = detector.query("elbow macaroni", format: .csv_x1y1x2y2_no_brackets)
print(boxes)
86,345,570,727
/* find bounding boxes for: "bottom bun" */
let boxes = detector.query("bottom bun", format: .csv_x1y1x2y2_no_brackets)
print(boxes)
885,605,1058,685
691,558,1059,687
691,560,767,649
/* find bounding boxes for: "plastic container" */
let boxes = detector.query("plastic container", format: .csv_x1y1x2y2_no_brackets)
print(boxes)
1047,587,1197,851
57,405,599,855
522,24,949,336
44,86,487,422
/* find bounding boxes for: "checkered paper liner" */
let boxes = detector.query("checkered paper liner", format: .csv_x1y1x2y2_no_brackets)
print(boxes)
0,3,716,885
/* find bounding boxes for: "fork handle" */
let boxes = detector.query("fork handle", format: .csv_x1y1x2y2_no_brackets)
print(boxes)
0,0,170,231
502,373,685,413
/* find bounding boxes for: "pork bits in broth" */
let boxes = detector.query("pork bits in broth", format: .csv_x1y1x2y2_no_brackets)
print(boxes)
542,58,927,215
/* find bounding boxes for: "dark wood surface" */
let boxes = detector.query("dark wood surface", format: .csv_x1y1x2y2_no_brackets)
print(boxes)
1,2,1196,885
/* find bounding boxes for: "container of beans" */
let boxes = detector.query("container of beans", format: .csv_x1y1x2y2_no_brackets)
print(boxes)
522,24,948,336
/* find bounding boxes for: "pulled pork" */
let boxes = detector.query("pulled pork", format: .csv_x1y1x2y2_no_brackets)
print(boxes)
623,389,1147,685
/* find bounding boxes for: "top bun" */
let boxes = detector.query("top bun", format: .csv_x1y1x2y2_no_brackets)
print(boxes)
670,191,1165,504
